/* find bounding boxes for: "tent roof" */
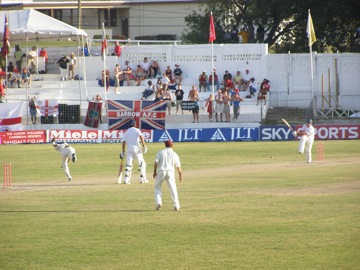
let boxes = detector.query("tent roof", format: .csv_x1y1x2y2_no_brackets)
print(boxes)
0,9,87,41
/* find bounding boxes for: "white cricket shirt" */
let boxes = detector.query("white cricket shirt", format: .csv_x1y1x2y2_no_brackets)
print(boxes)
155,148,181,171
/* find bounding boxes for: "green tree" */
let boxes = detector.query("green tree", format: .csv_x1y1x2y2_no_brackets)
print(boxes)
182,0,360,53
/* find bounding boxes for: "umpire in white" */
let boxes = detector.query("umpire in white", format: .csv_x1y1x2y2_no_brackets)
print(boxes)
120,118,148,184
153,140,182,211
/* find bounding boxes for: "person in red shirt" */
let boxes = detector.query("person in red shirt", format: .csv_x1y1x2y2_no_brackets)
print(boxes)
0,77,6,102
39,48,48,73
113,41,122,57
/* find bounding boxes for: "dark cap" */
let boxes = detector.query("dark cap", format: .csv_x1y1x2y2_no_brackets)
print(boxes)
306,118,313,124
165,140,173,148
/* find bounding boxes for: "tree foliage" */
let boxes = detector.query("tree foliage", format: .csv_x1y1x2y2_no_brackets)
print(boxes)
182,0,360,53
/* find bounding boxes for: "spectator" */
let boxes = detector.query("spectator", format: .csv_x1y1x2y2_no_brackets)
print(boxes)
257,83,268,106
68,53,76,80
134,64,145,86
113,41,122,57
215,90,223,122
257,25,265,43
154,86,164,101
222,70,232,84
204,94,214,122
173,64,183,86
232,91,244,122
162,89,173,115
233,71,242,90
198,70,208,92
175,84,184,115
249,77,257,97
156,78,162,91
188,85,200,123
82,44,90,56
27,46,37,74
141,80,155,100
39,48,48,73
165,65,173,82
0,67,5,78
260,78,271,92
114,64,123,93
161,72,170,91
10,68,21,88
239,27,249,43
29,97,37,124
140,57,150,78
101,67,110,91
14,45,23,71
241,69,251,91
7,62,14,72
21,68,31,88
123,66,134,86
0,77,6,102
207,68,220,92
149,60,160,78
58,55,69,81
222,90,231,122
224,78,234,94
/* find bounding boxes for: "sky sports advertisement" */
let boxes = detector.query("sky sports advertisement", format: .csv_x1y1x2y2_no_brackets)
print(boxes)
0,124,359,144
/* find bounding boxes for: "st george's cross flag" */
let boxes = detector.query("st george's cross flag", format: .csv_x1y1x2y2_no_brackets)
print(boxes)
35,99,58,116
107,100,167,130
0,102,23,131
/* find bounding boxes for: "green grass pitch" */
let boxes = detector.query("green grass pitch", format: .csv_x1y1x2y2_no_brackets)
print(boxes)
0,140,359,269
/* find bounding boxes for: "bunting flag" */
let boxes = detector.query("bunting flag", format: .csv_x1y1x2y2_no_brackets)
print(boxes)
84,101,102,128
101,25,108,62
1,14,10,57
0,102,23,131
107,100,167,130
306,10,316,47
35,99,58,116
209,12,216,43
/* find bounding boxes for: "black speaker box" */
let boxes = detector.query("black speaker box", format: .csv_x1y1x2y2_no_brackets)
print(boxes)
41,116,54,124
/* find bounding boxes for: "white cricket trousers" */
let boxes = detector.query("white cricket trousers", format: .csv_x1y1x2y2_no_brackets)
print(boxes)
59,146,76,179
298,136,313,163
154,170,180,209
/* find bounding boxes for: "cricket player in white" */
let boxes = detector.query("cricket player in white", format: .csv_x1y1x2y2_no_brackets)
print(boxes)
120,119,148,184
294,119,315,163
51,138,77,181
153,140,182,211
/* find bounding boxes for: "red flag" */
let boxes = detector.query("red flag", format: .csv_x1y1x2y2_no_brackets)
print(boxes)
101,25,108,62
209,13,216,43
1,15,10,57
84,101,102,128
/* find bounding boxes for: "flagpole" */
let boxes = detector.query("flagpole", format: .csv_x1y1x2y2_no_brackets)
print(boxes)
209,11,216,98
102,23,107,100
307,9,316,99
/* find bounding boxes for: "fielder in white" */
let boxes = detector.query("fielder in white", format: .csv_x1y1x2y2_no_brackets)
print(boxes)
120,119,148,184
51,138,77,181
153,140,182,211
293,119,315,163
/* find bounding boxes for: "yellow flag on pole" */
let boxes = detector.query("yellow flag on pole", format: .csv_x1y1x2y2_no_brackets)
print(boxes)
306,10,316,46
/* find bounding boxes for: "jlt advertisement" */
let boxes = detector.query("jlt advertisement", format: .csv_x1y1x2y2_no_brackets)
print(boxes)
0,124,359,144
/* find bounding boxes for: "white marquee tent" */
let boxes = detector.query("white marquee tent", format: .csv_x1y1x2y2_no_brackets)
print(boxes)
0,9,87,41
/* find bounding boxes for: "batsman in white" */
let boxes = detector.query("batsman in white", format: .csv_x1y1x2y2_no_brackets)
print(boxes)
120,118,148,184
293,119,315,163
51,138,77,181
153,140,182,211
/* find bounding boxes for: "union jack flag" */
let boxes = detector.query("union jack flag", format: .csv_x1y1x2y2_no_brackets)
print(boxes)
108,100,167,130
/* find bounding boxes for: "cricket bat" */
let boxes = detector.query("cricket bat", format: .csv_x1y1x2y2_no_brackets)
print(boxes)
117,159,123,184
281,118,293,131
